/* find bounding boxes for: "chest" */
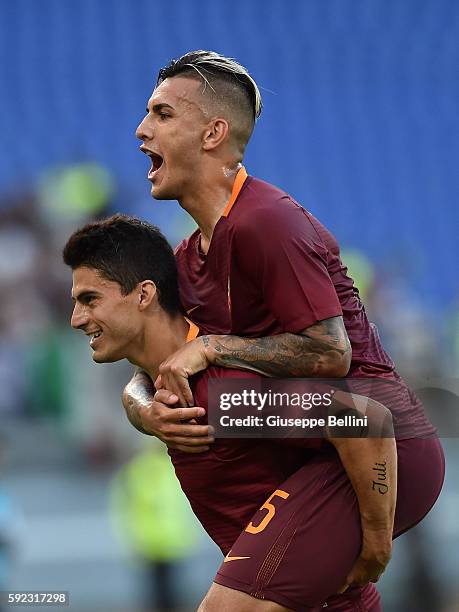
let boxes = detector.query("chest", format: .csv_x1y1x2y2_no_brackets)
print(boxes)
177,221,279,336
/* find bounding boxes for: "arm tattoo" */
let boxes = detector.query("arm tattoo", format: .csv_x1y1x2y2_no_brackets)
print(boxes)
372,460,389,494
208,316,352,377
123,370,155,435
132,369,156,402
201,336,211,349
125,398,151,435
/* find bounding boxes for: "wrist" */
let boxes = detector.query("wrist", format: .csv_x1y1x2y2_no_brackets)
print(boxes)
361,525,393,550
201,335,220,365
361,515,394,532
361,537,392,565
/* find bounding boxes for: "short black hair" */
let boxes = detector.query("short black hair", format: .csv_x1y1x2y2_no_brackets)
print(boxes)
63,214,181,315
157,50,262,122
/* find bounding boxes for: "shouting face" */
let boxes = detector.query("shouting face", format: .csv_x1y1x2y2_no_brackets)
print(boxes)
136,76,211,201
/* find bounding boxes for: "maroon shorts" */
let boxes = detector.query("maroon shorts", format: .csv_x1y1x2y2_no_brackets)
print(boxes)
215,437,445,612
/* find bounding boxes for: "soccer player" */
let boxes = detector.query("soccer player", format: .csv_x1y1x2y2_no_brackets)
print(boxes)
64,216,443,612
126,50,445,609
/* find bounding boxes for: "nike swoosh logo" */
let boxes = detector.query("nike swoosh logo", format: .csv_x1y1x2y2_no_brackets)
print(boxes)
223,551,251,563
186,305,199,315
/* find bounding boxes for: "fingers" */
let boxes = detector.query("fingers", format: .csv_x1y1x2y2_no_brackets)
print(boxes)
164,429,214,449
138,389,213,448
337,561,384,595
158,364,195,407
337,570,354,594
159,373,190,407
165,423,212,438
175,376,194,407
156,406,214,447
161,418,214,441
155,374,163,389
166,406,206,422
157,373,193,409
153,389,179,405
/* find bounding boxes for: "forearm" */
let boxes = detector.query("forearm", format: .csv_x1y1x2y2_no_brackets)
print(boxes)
331,406,397,590
122,370,155,435
329,435,397,535
202,327,351,378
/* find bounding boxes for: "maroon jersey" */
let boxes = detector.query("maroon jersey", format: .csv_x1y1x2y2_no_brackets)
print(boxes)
169,366,444,610
175,168,435,439
168,366,320,555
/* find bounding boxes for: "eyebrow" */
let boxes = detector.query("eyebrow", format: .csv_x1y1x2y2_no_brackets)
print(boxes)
146,102,175,113
71,290,99,303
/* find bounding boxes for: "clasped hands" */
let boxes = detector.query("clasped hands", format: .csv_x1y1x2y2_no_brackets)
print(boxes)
136,337,214,453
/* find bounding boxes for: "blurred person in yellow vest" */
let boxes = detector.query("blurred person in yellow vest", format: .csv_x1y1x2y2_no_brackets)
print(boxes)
110,441,199,611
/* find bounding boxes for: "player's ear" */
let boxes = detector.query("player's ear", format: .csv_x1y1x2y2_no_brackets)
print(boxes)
202,117,229,151
137,280,158,311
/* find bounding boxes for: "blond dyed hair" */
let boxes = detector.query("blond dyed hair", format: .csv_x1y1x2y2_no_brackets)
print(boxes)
157,50,263,122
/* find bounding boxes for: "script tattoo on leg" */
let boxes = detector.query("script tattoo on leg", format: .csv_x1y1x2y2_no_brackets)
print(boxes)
372,460,388,495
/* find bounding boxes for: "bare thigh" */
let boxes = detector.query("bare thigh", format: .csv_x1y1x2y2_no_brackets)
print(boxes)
198,582,294,612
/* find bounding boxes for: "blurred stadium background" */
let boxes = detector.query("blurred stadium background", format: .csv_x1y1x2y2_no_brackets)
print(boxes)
0,0,458,610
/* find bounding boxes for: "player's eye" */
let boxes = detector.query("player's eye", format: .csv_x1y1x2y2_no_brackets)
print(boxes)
158,112,169,120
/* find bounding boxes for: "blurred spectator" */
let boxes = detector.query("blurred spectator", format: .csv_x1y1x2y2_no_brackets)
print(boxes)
110,442,199,611
340,248,375,304
368,273,439,379
341,247,439,377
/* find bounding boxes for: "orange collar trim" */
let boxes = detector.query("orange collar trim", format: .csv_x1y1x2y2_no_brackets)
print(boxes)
185,317,200,343
222,166,248,218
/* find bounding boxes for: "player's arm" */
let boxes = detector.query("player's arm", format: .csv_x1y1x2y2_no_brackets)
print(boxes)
122,369,214,452
122,370,154,435
155,316,351,405
203,315,351,377
327,395,397,592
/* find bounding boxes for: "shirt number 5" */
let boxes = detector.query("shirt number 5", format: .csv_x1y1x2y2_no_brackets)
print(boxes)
245,489,290,534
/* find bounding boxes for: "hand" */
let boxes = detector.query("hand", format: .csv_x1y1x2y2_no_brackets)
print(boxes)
137,389,214,453
337,528,392,594
156,337,211,407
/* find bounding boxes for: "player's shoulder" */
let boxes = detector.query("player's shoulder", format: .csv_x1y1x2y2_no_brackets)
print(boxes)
231,175,320,240
174,228,200,258
239,175,305,215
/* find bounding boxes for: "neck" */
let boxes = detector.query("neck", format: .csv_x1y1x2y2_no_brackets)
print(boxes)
129,313,189,381
179,162,242,252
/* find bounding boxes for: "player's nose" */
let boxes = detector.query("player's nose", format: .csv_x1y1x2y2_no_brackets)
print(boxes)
71,303,89,330
136,115,152,141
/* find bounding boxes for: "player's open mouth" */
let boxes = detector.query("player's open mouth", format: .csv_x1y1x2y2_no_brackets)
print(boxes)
89,331,102,348
147,153,164,179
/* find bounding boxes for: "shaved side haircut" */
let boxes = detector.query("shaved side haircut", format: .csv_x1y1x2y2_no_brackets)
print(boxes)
157,50,262,151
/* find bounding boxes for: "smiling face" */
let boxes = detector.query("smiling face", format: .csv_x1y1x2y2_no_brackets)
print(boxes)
71,266,143,364
136,76,210,200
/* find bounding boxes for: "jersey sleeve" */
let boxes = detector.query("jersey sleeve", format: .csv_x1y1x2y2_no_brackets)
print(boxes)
234,199,342,333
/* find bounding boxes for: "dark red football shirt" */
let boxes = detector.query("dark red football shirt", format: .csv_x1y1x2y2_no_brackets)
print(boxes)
168,366,319,554
175,168,435,439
